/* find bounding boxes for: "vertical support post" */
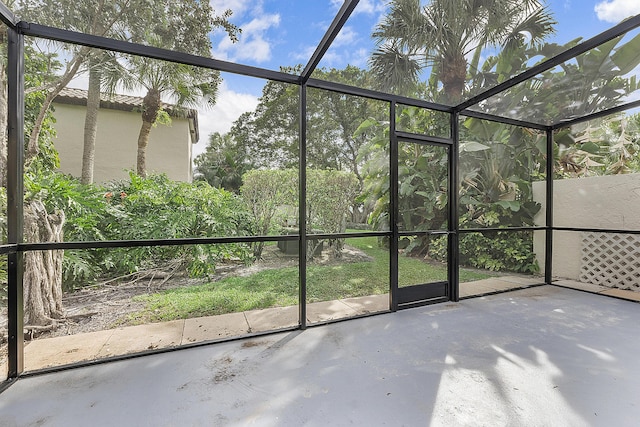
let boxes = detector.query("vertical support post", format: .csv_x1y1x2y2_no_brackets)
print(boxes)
6,27,24,378
298,84,307,329
389,101,398,311
448,112,460,302
544,128,554,284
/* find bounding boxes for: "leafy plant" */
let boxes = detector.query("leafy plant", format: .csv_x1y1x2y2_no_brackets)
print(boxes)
430,230,538,273
99,173,253,279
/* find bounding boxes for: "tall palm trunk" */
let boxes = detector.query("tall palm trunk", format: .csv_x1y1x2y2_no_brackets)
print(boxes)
136,88,161,177
441,53,467,103
81,55,102,184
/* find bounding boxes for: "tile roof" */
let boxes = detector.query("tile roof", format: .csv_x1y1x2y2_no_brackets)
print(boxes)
54,87,199,143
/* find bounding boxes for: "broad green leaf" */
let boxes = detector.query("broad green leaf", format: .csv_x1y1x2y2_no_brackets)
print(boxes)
460,141,490,152
353,118,378,137
580,141,601,154
554,129,575,146
612,33,640,75
495,200,521,211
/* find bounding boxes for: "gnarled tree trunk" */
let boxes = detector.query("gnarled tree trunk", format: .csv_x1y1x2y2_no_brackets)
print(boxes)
23,200,65,326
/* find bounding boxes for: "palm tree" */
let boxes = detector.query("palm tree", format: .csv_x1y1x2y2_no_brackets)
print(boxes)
123,55,221,177
116,1,240,177
369,0,556,103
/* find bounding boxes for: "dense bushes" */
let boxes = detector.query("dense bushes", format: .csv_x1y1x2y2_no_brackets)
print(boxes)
25,172,254,291
429,230,538,274
241,168,359,259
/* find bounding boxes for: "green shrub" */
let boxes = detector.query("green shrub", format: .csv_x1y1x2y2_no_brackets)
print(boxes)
22,171,254,291
430,230,538,274
98,173,254,279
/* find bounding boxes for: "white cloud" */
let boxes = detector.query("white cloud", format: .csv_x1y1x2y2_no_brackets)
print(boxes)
209,0,252,17
310,26,369,68
333,26,358,47
213,13,280,64
292,45,317,62
354,0,387,15
191,82,259,158
330,0,386,15
595,0,640,23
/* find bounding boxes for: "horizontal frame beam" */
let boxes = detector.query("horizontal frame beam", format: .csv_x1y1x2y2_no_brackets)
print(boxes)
306,77,453,112
0,245,17,255
552,98,640,129
552,226,640,235
459,226,546,233
395,131,452,146
19,234,299,252
460,109,549,131
18,22,299,85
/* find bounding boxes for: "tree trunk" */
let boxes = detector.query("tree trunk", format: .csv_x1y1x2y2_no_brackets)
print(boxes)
27,49,88,164
23,200,65,326
137,119,153,177
441,53,467,103
136,89,161,177
81,55,102,185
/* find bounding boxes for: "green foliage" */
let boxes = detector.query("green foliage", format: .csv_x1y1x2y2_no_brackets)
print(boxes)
240,169,296,258
306,169,360,234
307,169,360,258
430,231,538,274
555,113,640,177
98,173,253,280
23,44,62,172
240,169,359,259
21,171,254,291
194,132,253,193
230,66,382,177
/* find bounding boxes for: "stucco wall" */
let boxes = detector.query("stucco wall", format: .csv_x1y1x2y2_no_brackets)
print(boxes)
52,103,194,183
533,174,640,280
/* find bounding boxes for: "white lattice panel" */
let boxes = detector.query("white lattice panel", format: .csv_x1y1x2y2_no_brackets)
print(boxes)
579,232,640,290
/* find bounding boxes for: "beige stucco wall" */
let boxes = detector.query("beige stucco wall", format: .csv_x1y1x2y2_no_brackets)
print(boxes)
533,174,640,280
52,103,195,183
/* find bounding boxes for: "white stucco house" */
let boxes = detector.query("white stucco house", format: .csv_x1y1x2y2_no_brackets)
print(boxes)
51,87,199,183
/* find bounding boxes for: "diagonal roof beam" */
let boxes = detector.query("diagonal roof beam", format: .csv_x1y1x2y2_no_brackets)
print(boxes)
300,0,360,84
0,1,17,27
551,98,640,130
461,109,548,131
18,22,300,85
455,13,640,112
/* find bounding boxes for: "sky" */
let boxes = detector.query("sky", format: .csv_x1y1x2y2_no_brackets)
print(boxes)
58,1,640,158
194,0,640,158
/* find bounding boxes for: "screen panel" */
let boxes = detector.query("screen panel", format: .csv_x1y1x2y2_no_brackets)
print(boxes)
22,242,298,371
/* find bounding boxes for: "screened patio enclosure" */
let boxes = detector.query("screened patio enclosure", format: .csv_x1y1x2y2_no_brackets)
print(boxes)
1,0,640,386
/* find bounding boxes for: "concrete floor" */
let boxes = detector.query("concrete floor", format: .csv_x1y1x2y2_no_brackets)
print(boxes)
1,275,543,373
1,285,639,426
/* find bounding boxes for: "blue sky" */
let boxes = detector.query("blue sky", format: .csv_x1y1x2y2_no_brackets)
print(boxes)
196,0,640,156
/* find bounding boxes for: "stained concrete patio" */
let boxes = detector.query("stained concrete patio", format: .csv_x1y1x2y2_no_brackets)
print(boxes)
3,275,639,375
1,285,639,426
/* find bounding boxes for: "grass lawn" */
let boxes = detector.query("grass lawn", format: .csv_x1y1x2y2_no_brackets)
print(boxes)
127,235,493,324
